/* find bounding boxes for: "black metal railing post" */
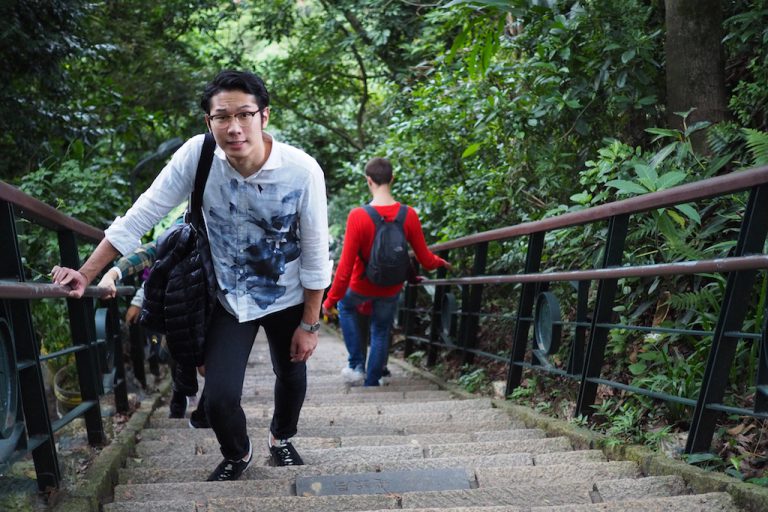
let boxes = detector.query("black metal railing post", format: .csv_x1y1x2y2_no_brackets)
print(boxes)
566,280,590,376
756,288,768,414
576,214,630,416
459,243,487,366
686,185,768,453
427,251,449,367
57,230,106,445
0,201,61,490
506,232,545,395
402,261,420,357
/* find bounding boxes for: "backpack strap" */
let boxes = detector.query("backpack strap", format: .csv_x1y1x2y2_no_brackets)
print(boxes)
187,133,216,228
359,205,381,264
393,204,408,225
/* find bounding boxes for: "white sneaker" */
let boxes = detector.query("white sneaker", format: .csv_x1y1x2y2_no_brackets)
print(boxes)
340,366,364,385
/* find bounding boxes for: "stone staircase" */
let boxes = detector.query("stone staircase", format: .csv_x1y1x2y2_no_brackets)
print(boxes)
104,329,741,512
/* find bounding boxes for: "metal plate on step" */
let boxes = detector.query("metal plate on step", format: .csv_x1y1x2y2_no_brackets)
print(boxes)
296,468,471,496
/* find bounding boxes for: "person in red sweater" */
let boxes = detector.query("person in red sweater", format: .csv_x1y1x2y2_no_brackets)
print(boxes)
322,157,452,386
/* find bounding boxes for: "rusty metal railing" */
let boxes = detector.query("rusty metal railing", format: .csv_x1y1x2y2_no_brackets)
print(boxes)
0,180,135,491
400,165,768,455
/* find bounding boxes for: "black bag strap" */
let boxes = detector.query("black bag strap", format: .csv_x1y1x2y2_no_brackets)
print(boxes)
188,133,216,227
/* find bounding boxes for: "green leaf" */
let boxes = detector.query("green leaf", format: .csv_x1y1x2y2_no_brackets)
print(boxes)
634,164,659,191
628,362,646,375
606,179,648,195
621,49,636,63
666,209,686,228
674,204,701,224
645,127,680,142
461,143,482,158
656,171,687,190
686,452,720,465
684,120,712,137
649,142,678,169
570,192,592,204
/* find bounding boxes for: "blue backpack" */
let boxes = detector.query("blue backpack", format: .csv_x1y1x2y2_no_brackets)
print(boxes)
361,204,410,286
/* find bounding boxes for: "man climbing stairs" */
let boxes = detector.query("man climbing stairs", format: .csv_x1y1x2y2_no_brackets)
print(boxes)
104,328,740,512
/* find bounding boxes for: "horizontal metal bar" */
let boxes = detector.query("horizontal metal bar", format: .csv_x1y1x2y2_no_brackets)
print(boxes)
39,344,89,362
705,402,768,419
0,180,104,241
511,359,573,378
51,401,99,433
0,280,134,300
25,434,50,453
17,359,37,371
588,377,698,406
431,165,768,252
422,254,768,287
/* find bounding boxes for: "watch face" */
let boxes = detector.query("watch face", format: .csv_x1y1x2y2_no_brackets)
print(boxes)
302,321,320,332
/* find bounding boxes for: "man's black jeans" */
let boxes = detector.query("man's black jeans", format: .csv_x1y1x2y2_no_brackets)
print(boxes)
203,301,306,460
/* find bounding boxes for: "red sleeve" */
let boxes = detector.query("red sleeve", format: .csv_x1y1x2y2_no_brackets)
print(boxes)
323,209,364,309
405,207,447,271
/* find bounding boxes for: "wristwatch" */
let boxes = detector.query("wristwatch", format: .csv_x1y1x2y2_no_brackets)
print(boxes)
300,320,321,333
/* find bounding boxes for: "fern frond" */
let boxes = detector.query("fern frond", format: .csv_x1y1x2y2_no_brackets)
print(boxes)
668,288,721,313
743,128,768,166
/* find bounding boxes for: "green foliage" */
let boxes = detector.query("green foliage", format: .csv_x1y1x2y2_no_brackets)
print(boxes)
456,366,491,393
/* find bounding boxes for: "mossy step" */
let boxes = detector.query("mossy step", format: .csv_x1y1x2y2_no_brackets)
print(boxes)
531,492,737,512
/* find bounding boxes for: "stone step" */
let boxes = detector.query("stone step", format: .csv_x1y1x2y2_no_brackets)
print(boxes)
237,398,494,417
108,478,611,507
239,390,455,404
593,475,689,501
127,443,426,469
425,437,572,458
137,428,544,448
134,436,339,458
531,492,738,511
120,453,542,484
148,417,519,434
128,437,573,470
148,410,512,430
105,489,738,512
121,449,608,485
475,461,639,487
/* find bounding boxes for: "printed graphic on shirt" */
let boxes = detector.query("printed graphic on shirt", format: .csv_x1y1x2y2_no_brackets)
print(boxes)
207,179,302,310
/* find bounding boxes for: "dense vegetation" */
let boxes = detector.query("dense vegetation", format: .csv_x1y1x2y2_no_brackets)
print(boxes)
3,0,767,484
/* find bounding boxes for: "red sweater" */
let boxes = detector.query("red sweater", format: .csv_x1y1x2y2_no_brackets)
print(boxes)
323,203,447,309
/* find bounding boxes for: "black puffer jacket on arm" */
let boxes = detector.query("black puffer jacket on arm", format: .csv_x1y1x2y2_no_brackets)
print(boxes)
140,222,217,367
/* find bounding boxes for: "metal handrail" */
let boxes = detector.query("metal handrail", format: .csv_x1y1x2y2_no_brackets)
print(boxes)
402,164,768,456
0,179,136,491
0,180,103,242
431,165,768,252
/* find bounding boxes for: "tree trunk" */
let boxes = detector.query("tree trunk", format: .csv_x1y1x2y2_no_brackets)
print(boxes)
664,0,728,153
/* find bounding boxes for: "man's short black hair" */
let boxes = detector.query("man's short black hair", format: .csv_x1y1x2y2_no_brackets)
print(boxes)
364,157,393,185
200,70,270,113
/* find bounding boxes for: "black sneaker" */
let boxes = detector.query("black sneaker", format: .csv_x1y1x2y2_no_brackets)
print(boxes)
188,407,210,429
269,438,304,466
206,442,252,481
168,391,188,419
